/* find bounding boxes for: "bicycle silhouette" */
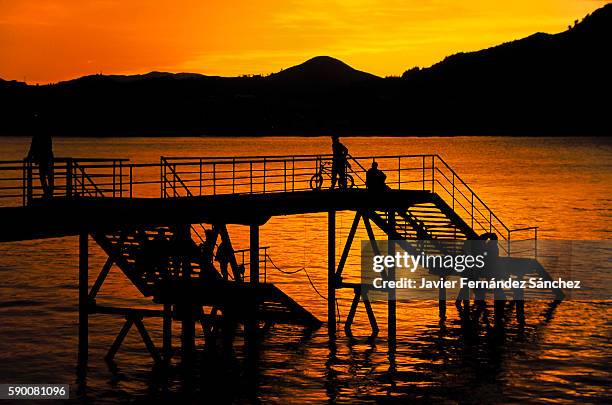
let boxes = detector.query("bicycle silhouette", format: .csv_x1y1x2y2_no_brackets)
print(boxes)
310,158,354,190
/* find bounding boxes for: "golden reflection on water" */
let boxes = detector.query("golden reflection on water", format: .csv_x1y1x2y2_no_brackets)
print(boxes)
0,136,610,403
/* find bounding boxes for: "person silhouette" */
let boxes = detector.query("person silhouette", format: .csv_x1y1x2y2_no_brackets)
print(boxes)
330,136,349,189
26,114,54,198
198,229,222,282
366,160,387,192
215,239,232,281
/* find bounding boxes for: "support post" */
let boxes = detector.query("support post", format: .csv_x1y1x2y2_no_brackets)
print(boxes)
245,224,261,372
78,232,89,375
163,303,172,362
175,224,195,365
328,210,336,337
180,304,195,365
88,257,113,300
250,225,260,284
513,276,525,325
26,161,33,204
363,292,379,336
387,211,396,349
344,288,360,336
133,317,162,364
336,212,360,279
439,276,446,322
105,317,133,362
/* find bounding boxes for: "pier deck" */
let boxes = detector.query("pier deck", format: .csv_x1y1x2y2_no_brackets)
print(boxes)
0,153,557,373
0,189,432,242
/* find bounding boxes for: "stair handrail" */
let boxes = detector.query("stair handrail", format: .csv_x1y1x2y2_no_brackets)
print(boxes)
159,157,210,245
346,154,368,185
433,155,538,257
434,155,510,233
72,160,106,198
160,156,193,198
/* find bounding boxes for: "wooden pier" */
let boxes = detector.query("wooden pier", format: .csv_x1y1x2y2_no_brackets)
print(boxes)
0,154,562,374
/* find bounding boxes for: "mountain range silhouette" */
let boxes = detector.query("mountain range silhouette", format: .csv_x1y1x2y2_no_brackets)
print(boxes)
1,4,610,136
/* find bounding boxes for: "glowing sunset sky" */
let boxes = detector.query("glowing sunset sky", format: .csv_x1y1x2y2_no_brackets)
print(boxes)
0,0,606,84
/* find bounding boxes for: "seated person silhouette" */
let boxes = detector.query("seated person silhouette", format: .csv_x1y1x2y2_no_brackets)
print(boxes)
366,161,388,192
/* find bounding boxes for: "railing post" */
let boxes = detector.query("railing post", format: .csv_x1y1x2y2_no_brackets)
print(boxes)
471,193,474,229
284,161,287,192
173,164,177,197
119,160,123,198
422,155,425,191
26,160,33,203
431,156,435,191
199,158,203,196
292,157,295,192
263,248,268,283
534,228,538,259
250,162,253,194
232,158,236,194
452,172,455,210
160,157,164,198
489,211,492,233
112,159,116,198
507,230,511,256
396,156,400,189
130,165,133,199
22,160,26,206
213,162,216,195
66,159,73,199
263,158,266,193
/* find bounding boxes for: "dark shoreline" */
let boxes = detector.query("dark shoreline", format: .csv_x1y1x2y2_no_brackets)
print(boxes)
1,132,610,138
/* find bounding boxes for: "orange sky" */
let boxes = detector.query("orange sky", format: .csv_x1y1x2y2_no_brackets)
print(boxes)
0,0,607,84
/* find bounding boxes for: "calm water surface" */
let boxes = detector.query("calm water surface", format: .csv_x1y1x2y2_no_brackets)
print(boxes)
0,136,610,403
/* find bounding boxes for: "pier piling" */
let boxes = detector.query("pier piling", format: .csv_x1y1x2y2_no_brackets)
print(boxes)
387,211,396,349
78,231,88,376
328,211,336,337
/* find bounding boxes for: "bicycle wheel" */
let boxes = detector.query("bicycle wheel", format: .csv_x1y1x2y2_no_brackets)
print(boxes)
310,173,324,190
346,174,355,189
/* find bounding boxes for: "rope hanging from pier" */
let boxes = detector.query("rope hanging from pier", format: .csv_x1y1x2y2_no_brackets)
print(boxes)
266,254,325,299
266,253,341,324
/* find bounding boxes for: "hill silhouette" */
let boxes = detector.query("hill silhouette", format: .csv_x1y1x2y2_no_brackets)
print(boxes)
269,56,379,84
394,3,611,135
1,4,610,136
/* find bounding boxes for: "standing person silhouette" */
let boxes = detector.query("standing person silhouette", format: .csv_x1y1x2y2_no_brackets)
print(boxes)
215,239,232,281
26,114,54,199
330,136,349,189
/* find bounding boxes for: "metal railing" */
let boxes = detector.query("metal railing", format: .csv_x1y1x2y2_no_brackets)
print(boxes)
233,246,270,283
0,154,538,258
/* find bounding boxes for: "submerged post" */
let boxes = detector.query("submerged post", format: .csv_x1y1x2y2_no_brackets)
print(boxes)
78,231,89,375
246,224,260,363
439,276,446,322
163,303,172,362
250,225,259,284
328,210,336,337
387,211,396,349
175,224,195,365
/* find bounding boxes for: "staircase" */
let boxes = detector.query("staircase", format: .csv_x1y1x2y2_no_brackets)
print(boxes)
365,196,564,299
373,194,479,257
92,225,321,328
